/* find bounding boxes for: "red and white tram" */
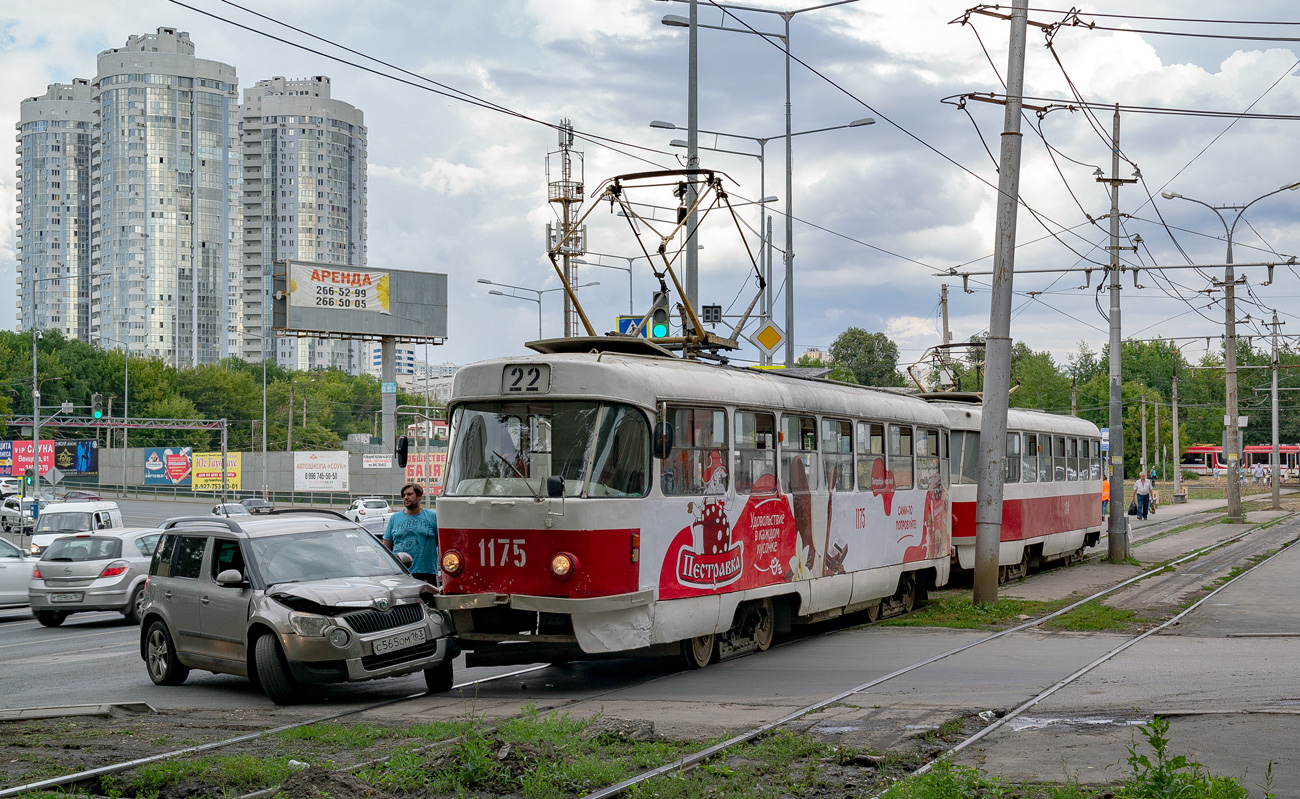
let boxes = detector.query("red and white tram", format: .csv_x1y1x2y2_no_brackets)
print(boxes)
928,396,1103,580
1180,444,1300,477
433,349,952,668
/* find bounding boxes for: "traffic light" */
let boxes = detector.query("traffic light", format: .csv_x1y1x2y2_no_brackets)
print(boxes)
23,467,34,489
649,292,671,340
91,392,103,419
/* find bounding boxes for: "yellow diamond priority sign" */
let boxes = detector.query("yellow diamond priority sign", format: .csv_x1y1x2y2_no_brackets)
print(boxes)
750,321,785,356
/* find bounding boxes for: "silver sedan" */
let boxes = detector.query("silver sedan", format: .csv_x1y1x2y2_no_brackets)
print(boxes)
28,528,162,627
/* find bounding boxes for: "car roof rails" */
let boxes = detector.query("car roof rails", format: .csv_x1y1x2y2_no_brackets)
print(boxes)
267,508,350,521
162,516,244,533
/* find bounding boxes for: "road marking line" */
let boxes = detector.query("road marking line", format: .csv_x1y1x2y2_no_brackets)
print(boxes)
0,628,134,650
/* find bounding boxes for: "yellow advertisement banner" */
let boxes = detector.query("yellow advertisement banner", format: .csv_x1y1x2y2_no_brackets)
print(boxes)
289,263,391,314
193,452,242,492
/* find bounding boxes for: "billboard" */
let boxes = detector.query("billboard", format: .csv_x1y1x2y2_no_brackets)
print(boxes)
54,441,99,475
294,451,350,492
405,452,447,496
272,260,447,343
144,447,193,487
193,452,241,492
0,441,10,476
363,454,394,469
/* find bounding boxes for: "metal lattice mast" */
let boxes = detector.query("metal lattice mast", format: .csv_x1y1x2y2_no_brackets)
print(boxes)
545,120,586,338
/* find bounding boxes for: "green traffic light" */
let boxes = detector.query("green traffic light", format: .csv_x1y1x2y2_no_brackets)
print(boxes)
652,323,669,338
93,410,104,419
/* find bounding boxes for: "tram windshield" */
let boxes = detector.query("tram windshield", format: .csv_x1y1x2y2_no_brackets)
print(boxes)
444,401,650,498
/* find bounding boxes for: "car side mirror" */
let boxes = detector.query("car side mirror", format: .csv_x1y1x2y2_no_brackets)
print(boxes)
653,422,674,459
546,475,564,498
216,569,245,586
396,551,413,567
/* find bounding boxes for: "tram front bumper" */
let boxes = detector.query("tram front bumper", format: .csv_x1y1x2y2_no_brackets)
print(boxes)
432,589,653,614
434,590,656,660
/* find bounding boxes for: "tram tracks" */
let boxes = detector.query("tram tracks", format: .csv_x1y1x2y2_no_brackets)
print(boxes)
4,511,1294,799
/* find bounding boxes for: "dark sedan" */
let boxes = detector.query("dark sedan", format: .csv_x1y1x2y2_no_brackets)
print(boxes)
240,497,275,514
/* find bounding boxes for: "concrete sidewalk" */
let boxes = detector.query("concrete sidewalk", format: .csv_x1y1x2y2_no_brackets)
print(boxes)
962,514,1300,797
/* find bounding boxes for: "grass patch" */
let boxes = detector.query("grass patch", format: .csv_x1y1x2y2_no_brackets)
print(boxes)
630,730,835,798
359,706,701,799
1042,599,1139,632
104,753,308,797
878,595,1063,629
273,721,401,748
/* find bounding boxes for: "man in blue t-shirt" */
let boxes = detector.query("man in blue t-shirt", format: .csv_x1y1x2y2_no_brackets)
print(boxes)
383,483,439,583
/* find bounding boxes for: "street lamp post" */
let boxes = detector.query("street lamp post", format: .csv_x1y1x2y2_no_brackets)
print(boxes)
571,254,647,315
662,0,862,365
479,279,599,340
1162,181,1300,523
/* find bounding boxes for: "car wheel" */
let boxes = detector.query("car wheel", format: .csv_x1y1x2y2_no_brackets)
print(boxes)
123,585,146,625
145,621,190,686
254,635,303,705
35,611,66,628
424,657,454,694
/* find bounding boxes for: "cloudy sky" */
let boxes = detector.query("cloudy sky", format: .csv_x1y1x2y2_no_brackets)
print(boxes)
3,1,1300,376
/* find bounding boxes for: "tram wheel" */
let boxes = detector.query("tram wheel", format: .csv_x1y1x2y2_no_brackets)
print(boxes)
866,601,882,622
681,634,716,669
897,573,917,614
752,599,775,652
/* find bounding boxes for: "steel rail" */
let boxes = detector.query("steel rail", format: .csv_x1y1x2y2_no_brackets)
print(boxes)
579,512,1294,799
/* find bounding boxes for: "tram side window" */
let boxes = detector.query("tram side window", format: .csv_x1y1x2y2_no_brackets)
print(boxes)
781,415,821,492
1091,440,1102,480
917,428,941,489
1054,436,1067,482
734,411,777,494
948,430,980,485
1022,433,1038,483
856,422,885,490
661,407,728,496
889,424,914,490
821,419,854,491
1005,432,1021,483
1067,438,1079,481
1038,435,1052,482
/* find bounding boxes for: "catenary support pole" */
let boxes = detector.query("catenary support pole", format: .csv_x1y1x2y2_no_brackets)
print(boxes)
684,0,699,310
1103,107,1129,562
1172,362,1181,499
972,0,1027,605
1271,311,1282,510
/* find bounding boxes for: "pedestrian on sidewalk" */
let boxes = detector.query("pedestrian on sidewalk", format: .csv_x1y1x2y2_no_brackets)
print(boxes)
1101,476,1110,517
1134,472,1153,520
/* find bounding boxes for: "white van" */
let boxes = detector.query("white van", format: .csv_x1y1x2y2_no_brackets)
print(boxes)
28,501,124,556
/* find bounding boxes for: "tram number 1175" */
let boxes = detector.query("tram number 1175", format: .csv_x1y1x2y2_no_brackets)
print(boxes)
479,538,527,568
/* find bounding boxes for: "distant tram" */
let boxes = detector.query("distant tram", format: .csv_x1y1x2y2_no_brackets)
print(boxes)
1180,444,1300,476
433,348,952,668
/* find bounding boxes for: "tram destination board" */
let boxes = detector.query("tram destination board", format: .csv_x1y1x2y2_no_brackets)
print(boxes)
272,259,447,343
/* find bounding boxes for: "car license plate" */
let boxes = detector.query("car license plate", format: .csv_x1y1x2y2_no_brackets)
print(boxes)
49,592,84,603
372,627,426,656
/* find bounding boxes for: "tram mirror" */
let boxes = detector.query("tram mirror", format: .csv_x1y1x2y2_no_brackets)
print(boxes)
546,475,565,498
395,435,410,468
653,422,674,459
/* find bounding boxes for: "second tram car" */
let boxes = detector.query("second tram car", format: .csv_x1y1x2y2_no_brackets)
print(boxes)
433,349,952,668
929,396,1103,580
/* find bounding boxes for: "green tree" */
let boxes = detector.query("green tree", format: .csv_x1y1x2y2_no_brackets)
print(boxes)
1009,342,1070,413
828,328,903,387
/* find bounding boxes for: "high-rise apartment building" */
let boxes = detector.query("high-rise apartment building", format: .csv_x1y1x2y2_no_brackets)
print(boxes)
89,27,242,366
239,75,367,373
15,80,95,341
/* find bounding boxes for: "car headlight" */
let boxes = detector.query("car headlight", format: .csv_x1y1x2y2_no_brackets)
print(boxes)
326,627,351,648
288,611,331,637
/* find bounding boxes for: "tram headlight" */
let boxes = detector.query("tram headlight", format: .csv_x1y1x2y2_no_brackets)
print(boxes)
441,550,464,576
550,551,578,579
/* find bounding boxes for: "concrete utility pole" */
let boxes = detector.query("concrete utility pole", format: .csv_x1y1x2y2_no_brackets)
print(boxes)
1172,361,1181,499
1071,378,1077,417
972,0,1027,605
941,284,952,346
1154,399,1161,482
1161,181,1300,523
1270,311,1283,510
287,381,294,453
1099,106,1135,562
1141,398,1147,478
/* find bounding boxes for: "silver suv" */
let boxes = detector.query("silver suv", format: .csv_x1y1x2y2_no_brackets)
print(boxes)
138,512,456,704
